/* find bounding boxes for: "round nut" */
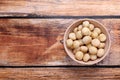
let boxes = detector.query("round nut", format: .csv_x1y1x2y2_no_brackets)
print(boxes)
82,21,90,27
66,39,73,48
83,54,90,62
69,33,76,40
78,25,83,31
73,40,80,48
73,27,78,33
76,31,82,39
89,46,98,55
94,28,101,34
88,24,94,31
82,27,91,36
92,39,100,47
97,49,105,57
90,55,97,60
80,46,88,53
82,36,92,44
99,33,106,42
75,51,84,60
91,32,98,38
98,43,105,48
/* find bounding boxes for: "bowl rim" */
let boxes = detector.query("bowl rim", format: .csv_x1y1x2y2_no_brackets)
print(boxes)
63,19,111,65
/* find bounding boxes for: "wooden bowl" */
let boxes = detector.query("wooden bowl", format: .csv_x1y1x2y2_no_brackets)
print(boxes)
63,19,111,65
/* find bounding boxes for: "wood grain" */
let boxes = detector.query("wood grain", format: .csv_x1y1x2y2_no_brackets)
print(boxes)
0,19,119,66
0,68,119,80
0,0,120,16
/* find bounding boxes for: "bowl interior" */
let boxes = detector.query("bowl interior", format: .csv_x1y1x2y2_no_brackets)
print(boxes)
63,19,111,65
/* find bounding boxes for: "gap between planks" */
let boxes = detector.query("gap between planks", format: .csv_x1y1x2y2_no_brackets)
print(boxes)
0,14,120,19
0,65,120,68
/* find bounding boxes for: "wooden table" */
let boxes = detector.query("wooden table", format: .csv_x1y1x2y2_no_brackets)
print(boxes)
0,0,120,80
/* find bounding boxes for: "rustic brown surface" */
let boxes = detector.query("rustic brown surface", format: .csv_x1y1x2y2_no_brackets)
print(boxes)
0,0,120,16
0,0,120,79
0,68,119,80
0,19,119,66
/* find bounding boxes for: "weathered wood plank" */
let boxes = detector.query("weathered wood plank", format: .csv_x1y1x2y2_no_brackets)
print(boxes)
0,0,120,16
0,19,119,66
0,68,119,80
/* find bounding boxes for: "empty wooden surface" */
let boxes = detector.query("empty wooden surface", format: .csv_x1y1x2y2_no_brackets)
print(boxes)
0,0,120,16
0,68,120,80
0,19,119,66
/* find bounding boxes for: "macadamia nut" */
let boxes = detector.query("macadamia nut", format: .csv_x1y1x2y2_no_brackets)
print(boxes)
90,55,97,60
83,54,90,62
83,21,90,27
99,33,106,42
98,43,105,48
73,40,80,48
82,36,92,44
80,46,88,53
89,24,94,31
78,25,83,31
91,32,98,38
76,31,82,39
92,39,100,47
82,27,91,36
74,27,78,33
75,51,84,60
89,46,97,55
97,49,105,57
94,28,101,34
66,39,73,48
69,33,76,40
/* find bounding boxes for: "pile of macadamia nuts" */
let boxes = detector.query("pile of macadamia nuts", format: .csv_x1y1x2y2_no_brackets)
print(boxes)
66,21,106,62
